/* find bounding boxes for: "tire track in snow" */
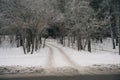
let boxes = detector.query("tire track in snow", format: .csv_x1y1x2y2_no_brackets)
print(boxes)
45,45,54,68
47,43,80,68
47,43,94,74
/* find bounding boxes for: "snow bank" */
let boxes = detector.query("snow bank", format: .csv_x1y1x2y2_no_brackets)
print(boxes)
0,47,49,67
63,48,120,66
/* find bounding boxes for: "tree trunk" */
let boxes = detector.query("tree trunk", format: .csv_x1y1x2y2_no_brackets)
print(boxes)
43,38,46,48
68,36,70,47
60,36,64,45
16,35,19,48
117,0,120,55
113,0,118,46
83,39,87,50
35,36,39,51
77,36,83,51
118,16,120,55
119,16,120,55
39,36,42,49
110,0,116,49
20,34,23,46
63,37,65,47
31,40,34,54
73,35,76,43
79,38,83,50
22,37,26,54
100,37,103,43
27,35,31,53
77,39,80,51
31,35,35,54
115,37,118,46
88,38,91,52
0,36,1,45
110,22,116,49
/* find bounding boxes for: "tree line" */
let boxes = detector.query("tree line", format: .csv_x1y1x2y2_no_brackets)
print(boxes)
0,0,120,54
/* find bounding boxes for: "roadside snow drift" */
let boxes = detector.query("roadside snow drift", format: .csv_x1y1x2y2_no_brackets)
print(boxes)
0,47,49,67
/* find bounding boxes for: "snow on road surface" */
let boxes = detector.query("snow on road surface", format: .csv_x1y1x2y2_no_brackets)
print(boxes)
46,45,72,67
0,40,120,75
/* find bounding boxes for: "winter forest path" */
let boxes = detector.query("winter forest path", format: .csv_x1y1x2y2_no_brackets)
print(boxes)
45,42,120,75
47,43,80,68
46,42,92,74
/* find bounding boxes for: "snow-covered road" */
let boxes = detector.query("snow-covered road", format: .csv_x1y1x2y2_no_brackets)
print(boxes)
46,43,91,74
44,44,81,75
0,41,120,75
47,43,75,67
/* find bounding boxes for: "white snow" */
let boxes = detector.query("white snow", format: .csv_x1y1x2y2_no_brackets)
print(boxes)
0,47,49,67
62,47,120,66
0,38,120,75
47,39,120,67
91,38,119,54
48,45,72,67
0,38,120,68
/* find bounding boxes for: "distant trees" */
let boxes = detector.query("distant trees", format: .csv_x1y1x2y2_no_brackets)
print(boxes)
0,0,58,54
90,0,120,54
47,0,95,52
0,0,120,54
51,0,120,53
65,0,94,52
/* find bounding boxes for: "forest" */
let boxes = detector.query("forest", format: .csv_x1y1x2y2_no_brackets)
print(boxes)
0,0,120,54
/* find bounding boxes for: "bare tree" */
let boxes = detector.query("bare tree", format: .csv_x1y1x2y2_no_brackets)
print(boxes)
0,0,58,54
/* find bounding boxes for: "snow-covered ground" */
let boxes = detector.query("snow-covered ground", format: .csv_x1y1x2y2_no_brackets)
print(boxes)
91,38,119,54
48,42,120,66
0,38,120,75
0,47,49,67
